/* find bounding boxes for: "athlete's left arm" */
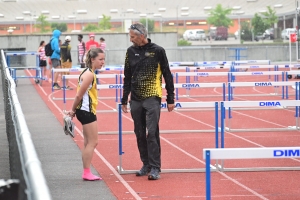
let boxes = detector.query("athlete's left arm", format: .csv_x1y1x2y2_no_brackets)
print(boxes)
159,48,174,104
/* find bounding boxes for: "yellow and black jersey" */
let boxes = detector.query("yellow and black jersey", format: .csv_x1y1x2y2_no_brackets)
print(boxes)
121,39,174,105
76,68,98,114
60,41,72,63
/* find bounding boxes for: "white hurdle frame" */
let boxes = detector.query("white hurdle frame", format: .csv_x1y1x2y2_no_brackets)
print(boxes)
175,72,230,98
117,101,219,174
221,100,300,133
203,147,300,200
228,81,294,100
57,74,120,112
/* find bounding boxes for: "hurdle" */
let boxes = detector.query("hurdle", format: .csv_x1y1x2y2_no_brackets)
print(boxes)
220,100,300,133
5,52,43,86
116,101,219,174
53,73,119,99
175,72,229,98
228,81,293,100
169,61,233,67
203,147,300,200
230,71,284,83
175,82,226,101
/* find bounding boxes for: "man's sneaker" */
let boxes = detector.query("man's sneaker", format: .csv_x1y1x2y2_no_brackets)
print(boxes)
136,165,151,176
63,116,75,138
148,167,160,180
53,83,61,90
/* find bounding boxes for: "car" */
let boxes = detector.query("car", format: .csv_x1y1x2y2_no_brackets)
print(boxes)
281,28,297,40
194,29,206,41
264,28,274,39
254,32,265,41
183,29,206,41
207,27,217,40
214,26,228,40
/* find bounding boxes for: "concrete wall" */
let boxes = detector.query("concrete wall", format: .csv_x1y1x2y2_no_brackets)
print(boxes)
0,33,296,67
0,32,177,67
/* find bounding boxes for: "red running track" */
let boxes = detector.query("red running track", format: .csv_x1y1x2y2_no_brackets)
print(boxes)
26,69,300,200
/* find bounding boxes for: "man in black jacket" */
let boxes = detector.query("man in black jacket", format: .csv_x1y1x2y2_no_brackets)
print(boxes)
60,36,73,90
121,23,175,180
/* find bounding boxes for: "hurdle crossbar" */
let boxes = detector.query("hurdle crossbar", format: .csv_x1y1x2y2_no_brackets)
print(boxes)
203,147,300,200
228,81,294,100
221,100,300,135
174,82,226,101
234,60,270,64
117,102,219,174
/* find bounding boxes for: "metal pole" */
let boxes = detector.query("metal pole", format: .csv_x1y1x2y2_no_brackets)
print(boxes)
160,17,162,32
176,6,178,39
238,16,241,42
146,17,148,31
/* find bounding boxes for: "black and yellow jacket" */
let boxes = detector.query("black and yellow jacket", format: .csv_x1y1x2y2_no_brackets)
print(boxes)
60,41,72,63
121,39,174,105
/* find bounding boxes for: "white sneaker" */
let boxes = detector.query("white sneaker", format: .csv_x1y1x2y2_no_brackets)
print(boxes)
63,116,75,138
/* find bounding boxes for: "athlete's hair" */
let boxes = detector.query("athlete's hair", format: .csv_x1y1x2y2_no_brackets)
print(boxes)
85,48,104,69
39,41,45,46
78,34,83,39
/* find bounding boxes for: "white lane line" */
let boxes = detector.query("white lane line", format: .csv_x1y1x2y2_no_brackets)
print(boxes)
47,92,142,200
26,69,47,96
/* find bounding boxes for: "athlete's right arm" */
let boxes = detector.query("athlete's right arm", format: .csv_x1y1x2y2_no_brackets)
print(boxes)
71,71,93,112
121,51,131,106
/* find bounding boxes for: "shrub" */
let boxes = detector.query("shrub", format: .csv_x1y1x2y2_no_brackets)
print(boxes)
178,39,191,46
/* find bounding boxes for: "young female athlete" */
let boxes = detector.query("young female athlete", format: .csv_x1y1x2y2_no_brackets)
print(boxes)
66,48,105,181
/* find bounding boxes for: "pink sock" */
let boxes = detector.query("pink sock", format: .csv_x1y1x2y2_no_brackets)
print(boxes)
82,168,102,181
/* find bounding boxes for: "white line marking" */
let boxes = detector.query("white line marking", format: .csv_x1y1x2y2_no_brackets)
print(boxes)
47,92,142,200
26,69,47,96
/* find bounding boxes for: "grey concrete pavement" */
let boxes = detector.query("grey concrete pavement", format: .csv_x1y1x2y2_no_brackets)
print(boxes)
0,71,117,200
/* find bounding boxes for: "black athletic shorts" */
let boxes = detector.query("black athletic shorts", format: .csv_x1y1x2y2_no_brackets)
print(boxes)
75,109,97,125
39,60,47,67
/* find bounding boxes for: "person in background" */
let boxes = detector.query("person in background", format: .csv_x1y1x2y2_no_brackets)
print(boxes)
50,29,62,89
66,48,105,181
78,34,86,68
121,23,175,180
85,33,99,51
99,37,106,52
37,41,48,81
60,36,73,90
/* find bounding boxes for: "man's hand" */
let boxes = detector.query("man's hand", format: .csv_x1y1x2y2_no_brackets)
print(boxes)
167,104,175,112
122,104,128,113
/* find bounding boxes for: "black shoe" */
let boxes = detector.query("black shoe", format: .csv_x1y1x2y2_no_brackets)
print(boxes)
136,165,151,176
148,167,160,180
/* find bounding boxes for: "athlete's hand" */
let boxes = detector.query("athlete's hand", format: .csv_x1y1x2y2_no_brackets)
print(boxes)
122,105,128,113
66,110,76,119
167,104,175,112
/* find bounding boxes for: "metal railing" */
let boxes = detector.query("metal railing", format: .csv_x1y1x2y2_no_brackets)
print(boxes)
0,49,51,200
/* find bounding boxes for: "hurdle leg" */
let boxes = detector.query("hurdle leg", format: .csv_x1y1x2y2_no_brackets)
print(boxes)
205,150,211,200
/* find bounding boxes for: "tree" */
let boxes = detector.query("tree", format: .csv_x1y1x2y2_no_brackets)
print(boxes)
240,21,253,41
207,4,233,28
260,6,278,28
251,13,268,36
34,14,50,33
139,18,154,32
51,23,68,32
83,24,100,32
98,15,112,30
